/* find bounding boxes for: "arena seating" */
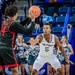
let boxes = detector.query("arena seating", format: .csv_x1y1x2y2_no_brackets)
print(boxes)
56,16,65,27
72,7,75,16
58,6,71,16
70,16,75,25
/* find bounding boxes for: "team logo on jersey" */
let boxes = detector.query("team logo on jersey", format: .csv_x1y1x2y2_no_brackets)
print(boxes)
42,43,53,46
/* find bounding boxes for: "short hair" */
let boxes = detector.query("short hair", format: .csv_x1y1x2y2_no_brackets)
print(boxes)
5,5,18,17
44,23,52,29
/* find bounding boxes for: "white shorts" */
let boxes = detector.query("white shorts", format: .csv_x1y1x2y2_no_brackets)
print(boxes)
33,55,61,71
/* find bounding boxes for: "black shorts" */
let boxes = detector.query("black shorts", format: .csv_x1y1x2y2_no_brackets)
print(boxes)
0,47,18,68
16,56,26,65
60,59,68,65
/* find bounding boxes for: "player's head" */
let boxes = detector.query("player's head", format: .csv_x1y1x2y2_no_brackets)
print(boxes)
43,23,52,35
61,36,68,44
5,5,18,20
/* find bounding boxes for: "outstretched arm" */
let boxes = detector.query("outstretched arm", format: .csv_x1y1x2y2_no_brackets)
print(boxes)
29,35,43,46
20,10,35,26
34,35,43,45
9,11,36,36
20,17,31,26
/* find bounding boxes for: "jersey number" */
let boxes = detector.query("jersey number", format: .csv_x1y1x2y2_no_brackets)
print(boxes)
45,47,49,52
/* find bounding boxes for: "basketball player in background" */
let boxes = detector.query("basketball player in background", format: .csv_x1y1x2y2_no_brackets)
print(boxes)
30,23,74,75
0,5,35,75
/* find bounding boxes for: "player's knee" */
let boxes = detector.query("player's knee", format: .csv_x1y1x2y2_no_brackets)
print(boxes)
66,71,69,75
21,69,25,75
57,68,63,75
30,69,37,75
53,70,56,74
12,69,18,74
0,69,3,72
10,67,18,74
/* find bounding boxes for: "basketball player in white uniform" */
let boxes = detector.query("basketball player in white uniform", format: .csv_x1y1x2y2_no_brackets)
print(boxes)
30,23,74,75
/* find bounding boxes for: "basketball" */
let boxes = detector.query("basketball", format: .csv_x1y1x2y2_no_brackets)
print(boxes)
28,5,41,18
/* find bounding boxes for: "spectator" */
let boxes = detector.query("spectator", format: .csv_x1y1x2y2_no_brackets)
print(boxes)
44,0,58,17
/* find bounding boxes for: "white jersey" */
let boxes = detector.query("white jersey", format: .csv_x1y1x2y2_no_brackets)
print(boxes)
39,34,55,57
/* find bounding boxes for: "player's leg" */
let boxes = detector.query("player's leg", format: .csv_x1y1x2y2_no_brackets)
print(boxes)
48,64,52,75
53,67,57,75
48,63,56,75
57,68,63,75
0,52,5,75
48,55,63,75
0,69,5,75
30,55,46,75
30,69,38,75
3,49,19,75
48,64,56,75
10,66,19,75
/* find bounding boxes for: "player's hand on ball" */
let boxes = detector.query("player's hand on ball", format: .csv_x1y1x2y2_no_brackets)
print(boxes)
28,10,35,22
28,5,41,19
